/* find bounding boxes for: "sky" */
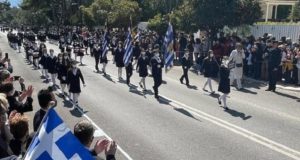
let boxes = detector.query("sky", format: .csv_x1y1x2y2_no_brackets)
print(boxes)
8,0,21,7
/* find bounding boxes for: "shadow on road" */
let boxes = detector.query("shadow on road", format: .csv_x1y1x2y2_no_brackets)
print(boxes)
187,85,198,90
238,88,257,95
102,74,115,83
274,91,300,101
224,108,252,120
174,108,201,122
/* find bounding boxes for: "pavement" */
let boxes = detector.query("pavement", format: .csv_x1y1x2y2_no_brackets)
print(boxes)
1,31,300,160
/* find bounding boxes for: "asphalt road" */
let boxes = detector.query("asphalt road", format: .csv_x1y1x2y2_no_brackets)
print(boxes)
1,31,300,160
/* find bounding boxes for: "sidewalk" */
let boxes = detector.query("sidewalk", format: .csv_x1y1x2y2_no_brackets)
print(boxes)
244,77,300,92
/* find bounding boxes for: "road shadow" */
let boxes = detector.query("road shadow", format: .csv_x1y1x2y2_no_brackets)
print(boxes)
274,91,300,100
224,108,252,120
143,89,154,96
162,80,167,84
69,106,89,118
187,85,198,90
62,99,73,108
174,108,201,122
102,74,115,83
209,93,220,98
238,88,257,95
128,84,145,97
157,96,172,105
79,64,87,67
118,78,126,84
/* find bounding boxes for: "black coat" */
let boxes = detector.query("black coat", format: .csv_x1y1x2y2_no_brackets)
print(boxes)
7,96,33,115
33,109,46,131
137,56,149,77
181,56,192,70
218,66,230,94
267,48,282,71
151,56,164,80
93,47,101,59
39,55,49,69
202,58,218,78
115,48,125,67
133,46,141,60
67,68,85,93
47,56,58,74
57,60,70,83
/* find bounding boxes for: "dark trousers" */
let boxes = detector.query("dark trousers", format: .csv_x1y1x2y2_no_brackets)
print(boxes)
153,75,162,96
268,69,277,90
126,64,133,84
180,67,189,85
254,62,262,79
95,57,100,71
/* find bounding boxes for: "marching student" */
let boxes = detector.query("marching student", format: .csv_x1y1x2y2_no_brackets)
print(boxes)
151,44,164,99
93,43,101,72
47,49,58,88
218,58,231,110
125,58,133,85
180,49,192,86
67,61,86,110
39,48,49,79
202,50,218,94
114,42,125,80
78,42,85,65
73,41,80,61
100,42,108,76
57,53,71,97
136,48,149,91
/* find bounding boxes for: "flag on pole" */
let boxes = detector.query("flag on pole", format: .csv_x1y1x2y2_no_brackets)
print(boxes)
24,108,93,160
102,31,109,57
134,31,141,42
123,27,133,66
164,23,175,71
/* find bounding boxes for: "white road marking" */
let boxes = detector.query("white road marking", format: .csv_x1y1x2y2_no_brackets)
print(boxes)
8,34,300,160
9,39,134,160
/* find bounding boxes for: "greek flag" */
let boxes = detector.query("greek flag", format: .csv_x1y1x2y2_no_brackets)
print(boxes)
134,31,141,42
24,108,93,160
102,32,109,57
123,28,133,66
164,23,175,70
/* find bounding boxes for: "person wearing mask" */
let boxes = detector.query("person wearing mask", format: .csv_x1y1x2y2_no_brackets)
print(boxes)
265,41,282,92
57,53,70,97
151,44,164,99
93,43,101,73
136,48,149,91
229,43,245,90
47,49,58,88
218,58,231,110
100,42,109,76
67,61,86,109
202,50,218,93
39,48,49,80
114,42,125,80
179,33,187,62
180,50,192,87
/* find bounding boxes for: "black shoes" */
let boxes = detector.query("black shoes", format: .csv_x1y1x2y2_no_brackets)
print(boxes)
218,98,221,105
180,79,183,84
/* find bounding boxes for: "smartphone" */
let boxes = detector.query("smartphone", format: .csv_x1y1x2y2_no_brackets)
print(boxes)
13,76,21,81
5,53,8,59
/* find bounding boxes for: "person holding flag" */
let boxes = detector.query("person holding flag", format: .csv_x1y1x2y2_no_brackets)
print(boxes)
124,29,134,85
101,36,109,76
93,43,101,73
164,23,175,72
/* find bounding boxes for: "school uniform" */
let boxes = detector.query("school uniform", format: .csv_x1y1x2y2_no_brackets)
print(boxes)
218,66,230,94
114,48,125,68
151,54,164,98
137,56,149,77
67,68,85,93
47,56,58,74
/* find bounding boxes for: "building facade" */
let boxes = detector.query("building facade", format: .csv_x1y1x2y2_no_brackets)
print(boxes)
260,0,297,22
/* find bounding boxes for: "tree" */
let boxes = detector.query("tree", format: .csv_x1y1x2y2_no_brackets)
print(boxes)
289,0,300,21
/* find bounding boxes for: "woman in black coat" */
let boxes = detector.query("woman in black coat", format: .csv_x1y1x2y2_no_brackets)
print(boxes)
57,53,70,96
202,50,218,94
47,49,58,87
114,42,125,79
136,51,149,90
218,62,230,110
67,61,86,109
100,43,108,75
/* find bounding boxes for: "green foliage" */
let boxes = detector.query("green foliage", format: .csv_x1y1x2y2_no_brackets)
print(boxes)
289,0,300,21
148,14,168,35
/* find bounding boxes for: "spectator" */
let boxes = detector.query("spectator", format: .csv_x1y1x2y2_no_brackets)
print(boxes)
295,50,300,85
229,43,245,90
0,93,12,158
9,113,30,156
0,83,33,115
74,120,117,160
33,88,56,131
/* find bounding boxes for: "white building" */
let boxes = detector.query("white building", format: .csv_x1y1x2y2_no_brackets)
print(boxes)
260,0,297,22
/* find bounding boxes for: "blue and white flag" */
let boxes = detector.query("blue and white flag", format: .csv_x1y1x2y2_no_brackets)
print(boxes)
134,31,141,42
164,23,175,70
24,108,93,160
102,32,109,57
123,28,133,66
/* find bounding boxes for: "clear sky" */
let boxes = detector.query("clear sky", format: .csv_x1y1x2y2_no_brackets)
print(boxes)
8,0,21,7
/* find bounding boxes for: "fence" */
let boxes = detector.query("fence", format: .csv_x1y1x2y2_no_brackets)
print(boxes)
250,24,300,42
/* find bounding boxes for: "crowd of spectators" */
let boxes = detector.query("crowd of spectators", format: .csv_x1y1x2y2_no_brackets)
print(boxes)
0,30,117,159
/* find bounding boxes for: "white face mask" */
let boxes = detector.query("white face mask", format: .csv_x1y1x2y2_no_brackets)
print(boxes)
155,53,160,57
210,54,214,57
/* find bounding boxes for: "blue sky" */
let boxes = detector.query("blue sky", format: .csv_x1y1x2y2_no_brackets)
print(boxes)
8,0,21,7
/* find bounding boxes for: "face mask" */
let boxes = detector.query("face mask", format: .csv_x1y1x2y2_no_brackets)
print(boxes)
155,53,160,57
9,89,15,96
210,54,214,57
72,65,76,68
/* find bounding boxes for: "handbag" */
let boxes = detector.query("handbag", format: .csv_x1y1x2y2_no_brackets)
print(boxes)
236,63,243,67
228,59,235,70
